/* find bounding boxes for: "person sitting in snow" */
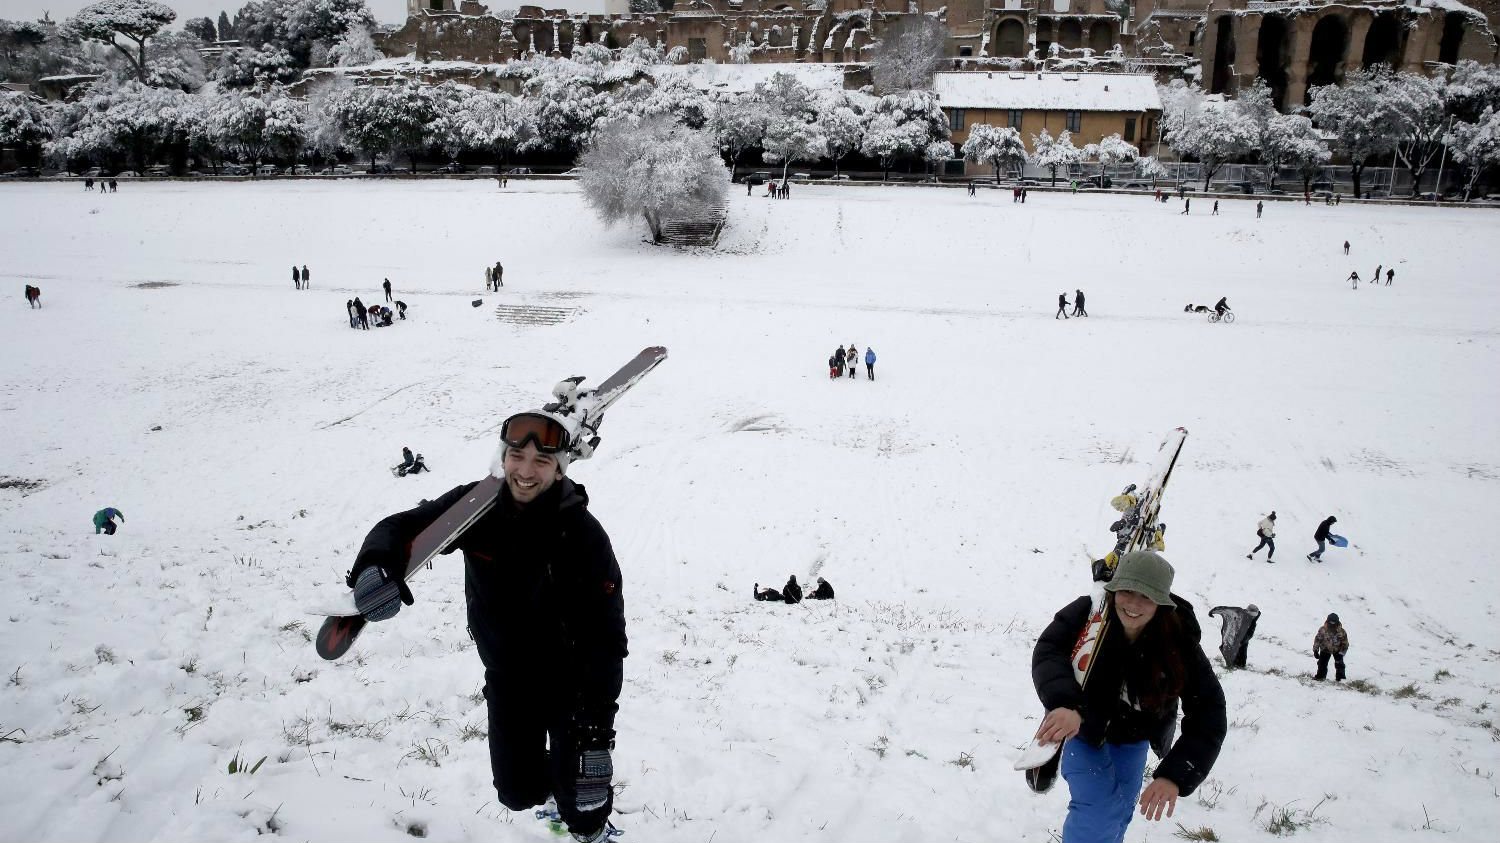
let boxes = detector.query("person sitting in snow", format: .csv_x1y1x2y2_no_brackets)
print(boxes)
93,507,125,535
754,583,784,602
782,574,804,604
809,577,835,600
406,453,428,474
397,447,416,474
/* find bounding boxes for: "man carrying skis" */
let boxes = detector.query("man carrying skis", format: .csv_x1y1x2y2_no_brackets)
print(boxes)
1247,511,1276,562
346,410,626,842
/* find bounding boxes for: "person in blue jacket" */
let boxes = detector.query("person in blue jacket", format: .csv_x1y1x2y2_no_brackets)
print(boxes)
864,347,876,380
93,507,125,535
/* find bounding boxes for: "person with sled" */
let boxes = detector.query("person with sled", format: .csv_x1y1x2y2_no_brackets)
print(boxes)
93,507,125,535
396,447,416,474
1313,613,1349,681
809,577,835,600
1207,604,1259,668
782,574,804,604
1307,515,1337,563
1032,551,1226,841
346,409,626,842
754,583,784,602
1247,511,1276,562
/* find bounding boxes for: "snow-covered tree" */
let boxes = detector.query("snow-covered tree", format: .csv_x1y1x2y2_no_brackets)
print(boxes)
184,17,217,43
1159,81,1258,189
858,88,949,179
710,92,770,170
610,76,713,130
65,0,176,83
1030,128,1082,186
216,10,234,41
522,64,613,153
871,14,948,93
816,100,868,177
47,79,194,171
1385,71,1446,195
216,86,308,174
960,124,1026,183
1135,155,1168,187
922,139,955,179
143,29,208,91
1307,68,1403,199
618,36,666,66
1082,132,1139,181
0,92,54,166
1445,107,1500,200
762,119,825,180
1444,60,1500,125
729,34,754,65
1259,113,1329,192
328,24,380,67
321,80,433,170
578,116,730,244
213,44,300,87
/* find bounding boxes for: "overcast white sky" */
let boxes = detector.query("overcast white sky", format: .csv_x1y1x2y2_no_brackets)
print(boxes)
3,1,609,28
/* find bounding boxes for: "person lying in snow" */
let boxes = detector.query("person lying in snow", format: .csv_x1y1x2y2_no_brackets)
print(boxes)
753,583,784,602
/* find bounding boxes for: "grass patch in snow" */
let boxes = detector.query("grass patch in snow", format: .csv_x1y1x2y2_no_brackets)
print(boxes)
1256,797,1330,836
1393,682,1429,700
1173,825,1220,841
1343,678,1381,695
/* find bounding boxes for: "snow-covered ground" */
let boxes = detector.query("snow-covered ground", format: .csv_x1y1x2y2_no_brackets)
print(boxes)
1,179,1498,842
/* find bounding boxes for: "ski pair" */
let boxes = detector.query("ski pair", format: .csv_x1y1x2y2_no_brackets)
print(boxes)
1015,427,1189,793
314,346,669,661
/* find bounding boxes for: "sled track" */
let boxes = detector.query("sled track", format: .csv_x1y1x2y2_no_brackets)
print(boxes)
493,303,581,326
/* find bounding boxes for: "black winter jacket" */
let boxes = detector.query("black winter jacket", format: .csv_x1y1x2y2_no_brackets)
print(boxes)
355,478,626,728
1314,517,1337,541
1031,594,1226,796
783,578,803,604
811,581,835,600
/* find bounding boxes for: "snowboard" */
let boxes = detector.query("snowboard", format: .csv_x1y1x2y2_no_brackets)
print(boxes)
1015,427,1188,793
1329,534,1348,548
314,346,669,661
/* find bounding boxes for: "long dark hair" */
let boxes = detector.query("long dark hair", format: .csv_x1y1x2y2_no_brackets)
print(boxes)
1108,594,1187,713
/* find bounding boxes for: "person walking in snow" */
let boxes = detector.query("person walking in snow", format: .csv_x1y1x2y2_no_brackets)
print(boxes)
1386,268,1394,286
1313,613,1349,681
828,353,840,379
1056,293,1071,319
1307,516,1337,563
301,265,310,290
494,261,504,288
346,299,358,328
968,180,976,197
809,576,835,600
293,265,301,290
25,284,41,308
782,574,804,604
1256,200,1263,219
864,347,876,381
93,507,125,535
846,344,858,378
485,266,494,291
1343,240,1350,255
346,409,626,843
353,296,369,330
1181,197,1190,215
1373,265,1382,288
1211,200,1219,216
1247,511,1276,562
1348,271,1360,289
1208,604,1259,668
1032,551,1227,840
1072,289,1088,317
383,278,393,303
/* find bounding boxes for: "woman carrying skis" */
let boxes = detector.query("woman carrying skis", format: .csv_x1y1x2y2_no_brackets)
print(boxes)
1032,551,1226,843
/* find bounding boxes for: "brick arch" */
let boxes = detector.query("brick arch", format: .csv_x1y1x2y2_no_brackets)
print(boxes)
1089,22,1113,54
993,17,1026,58
1362,11,1404,69
1256,14,1290,110
1305,13,1350,100
1058,19,1083,50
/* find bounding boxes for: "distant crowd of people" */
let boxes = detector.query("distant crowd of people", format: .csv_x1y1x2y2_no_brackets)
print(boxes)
754,575,834,603
828,344,876,380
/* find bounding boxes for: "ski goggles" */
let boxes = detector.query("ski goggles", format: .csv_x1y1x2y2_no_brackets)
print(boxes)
499,412,571,454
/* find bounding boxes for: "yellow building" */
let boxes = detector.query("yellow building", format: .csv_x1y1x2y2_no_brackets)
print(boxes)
933,71,1163,177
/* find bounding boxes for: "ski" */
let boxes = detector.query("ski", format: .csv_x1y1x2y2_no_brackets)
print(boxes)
314,346,668,661
1015,427,1188,792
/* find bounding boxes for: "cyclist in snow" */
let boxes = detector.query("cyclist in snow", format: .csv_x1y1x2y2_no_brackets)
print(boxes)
346,410,626,842
1214,297,1229,319
1032,551,1226,842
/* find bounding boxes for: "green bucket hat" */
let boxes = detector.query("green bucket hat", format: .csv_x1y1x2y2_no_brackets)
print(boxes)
1104,550,1177,607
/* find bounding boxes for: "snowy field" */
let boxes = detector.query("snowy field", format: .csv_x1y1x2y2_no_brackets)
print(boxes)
2,179,1499,843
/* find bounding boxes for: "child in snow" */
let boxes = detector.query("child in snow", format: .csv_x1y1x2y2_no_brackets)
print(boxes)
93,507,125,535
1313,613,1349,680
1032,551,1226,840
753,583,784,602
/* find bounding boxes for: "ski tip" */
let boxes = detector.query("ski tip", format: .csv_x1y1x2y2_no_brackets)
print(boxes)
315,614,366,661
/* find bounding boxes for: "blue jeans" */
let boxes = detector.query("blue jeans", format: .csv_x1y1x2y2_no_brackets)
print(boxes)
1061,739,1149,843
1310,537,1327,559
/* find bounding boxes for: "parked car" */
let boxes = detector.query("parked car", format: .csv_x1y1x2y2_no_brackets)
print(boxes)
291,164,312,175
1085,174,1113,189
115,170,139,177
743,171,772,184
322,165,353,175
505,166,533,175
257,165,280,176
221,164,250,176
366,163,395,174
475,165,497,174
828,173,852,181
562,167,586,176
2,166,41,178
437,162,466,173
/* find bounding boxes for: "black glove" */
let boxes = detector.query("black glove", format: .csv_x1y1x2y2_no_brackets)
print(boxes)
347,549,413,621
573,721,615,813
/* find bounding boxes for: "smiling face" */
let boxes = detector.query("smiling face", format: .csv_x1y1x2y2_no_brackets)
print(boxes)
503,443,562,504
1113,590,1160,641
